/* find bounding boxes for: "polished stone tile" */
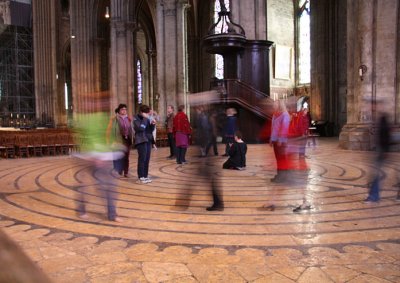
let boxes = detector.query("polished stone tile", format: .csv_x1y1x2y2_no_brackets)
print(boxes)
0,139,399,282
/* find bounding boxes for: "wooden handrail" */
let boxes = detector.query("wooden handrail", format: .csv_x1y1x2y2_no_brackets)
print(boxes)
223,79,273,120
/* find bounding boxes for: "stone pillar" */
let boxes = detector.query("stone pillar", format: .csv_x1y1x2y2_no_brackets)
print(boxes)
110,0,132,113
147,49,156,110
156,1,166,115
156,0,189,119
32,0,58,126
339,0,399,150
177,0,190,109
70,0,99,114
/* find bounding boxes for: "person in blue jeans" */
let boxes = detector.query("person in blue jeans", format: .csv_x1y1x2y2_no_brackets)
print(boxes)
365,105,390,203
74,107,123,222
133,105,156,184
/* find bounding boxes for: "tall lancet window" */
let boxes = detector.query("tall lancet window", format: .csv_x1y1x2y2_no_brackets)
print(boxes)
298,0,310,84
137,59,143,105
214,0,230,79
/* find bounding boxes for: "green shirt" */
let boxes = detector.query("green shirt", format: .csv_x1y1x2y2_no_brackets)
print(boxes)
74,112,111,153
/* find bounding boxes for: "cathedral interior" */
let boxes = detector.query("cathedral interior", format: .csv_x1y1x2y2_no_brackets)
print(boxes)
0,0,400,282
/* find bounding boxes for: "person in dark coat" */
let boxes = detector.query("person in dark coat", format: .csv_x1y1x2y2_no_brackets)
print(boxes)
223,131,247,170
195,107,211,157
205,110,219,156
133,105,155,184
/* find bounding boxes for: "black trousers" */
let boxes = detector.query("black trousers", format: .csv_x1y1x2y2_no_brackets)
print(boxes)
167,132,175,157
176,147,187,164
206,135,218,155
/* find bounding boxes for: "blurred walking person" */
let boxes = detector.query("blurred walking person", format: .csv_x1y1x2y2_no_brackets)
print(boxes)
365,101,391,203
74,92,122,222
206,110,219,156
270,99,290,183
195,106,211,157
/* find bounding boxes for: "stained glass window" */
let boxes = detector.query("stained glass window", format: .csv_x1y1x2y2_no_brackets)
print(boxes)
137,59,143,105
214,0,230,79
214,0,230,34
298,0,310,84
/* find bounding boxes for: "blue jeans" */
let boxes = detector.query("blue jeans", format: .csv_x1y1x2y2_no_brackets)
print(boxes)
367,176,380,201
367,157,384,201
136,141,152,178
77,160,117,220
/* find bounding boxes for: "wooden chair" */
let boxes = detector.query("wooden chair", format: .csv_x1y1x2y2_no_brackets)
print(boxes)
45,134,57,156
156,128,169,148
15,134,31,158
56,133,70,155
2,134,16,158
29,133,43,157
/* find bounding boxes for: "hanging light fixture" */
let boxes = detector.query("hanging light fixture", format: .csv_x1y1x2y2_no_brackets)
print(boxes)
105,6,110,18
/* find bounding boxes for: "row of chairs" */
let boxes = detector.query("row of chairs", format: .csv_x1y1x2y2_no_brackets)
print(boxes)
0,127,172,159
0,131,78,158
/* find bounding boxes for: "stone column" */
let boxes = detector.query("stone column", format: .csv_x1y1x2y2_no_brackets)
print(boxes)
339,0,399,150
156,0,189,119
147,49,156,110
32,0,58,126
110,0,134,113
177,0,190,108
397,0,400,126
70,0,98,114
156,0,166,115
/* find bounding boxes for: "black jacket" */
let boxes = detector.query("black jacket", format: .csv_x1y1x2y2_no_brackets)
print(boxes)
133,114,155,146
228,142,247,168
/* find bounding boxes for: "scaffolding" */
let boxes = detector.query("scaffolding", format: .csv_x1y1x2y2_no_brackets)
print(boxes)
0,24,34,127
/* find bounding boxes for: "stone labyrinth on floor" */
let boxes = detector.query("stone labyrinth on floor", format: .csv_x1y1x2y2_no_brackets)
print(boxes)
1,140,399,248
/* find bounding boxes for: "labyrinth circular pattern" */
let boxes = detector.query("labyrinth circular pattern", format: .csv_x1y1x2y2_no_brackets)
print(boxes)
1,139,399,250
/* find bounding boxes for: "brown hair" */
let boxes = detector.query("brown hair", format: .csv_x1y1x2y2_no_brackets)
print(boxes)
139,104,150,113
234,130,242,139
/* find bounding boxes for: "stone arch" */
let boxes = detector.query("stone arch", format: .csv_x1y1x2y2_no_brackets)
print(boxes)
125,0,157,110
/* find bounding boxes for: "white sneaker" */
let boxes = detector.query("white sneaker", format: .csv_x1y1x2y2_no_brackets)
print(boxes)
138,177,150,184
145,177,152,183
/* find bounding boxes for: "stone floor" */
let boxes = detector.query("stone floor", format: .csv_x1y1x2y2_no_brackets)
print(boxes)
0,137,399,283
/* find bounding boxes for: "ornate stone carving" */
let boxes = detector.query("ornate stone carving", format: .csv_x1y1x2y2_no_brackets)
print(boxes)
164,9,176,16
161,0,176,16
126,21,139,32
111,21,126,37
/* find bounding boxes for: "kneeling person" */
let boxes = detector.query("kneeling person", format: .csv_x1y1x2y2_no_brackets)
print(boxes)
223,131,247,170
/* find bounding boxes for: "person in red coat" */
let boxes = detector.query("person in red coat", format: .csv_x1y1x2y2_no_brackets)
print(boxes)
173,105,192,164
